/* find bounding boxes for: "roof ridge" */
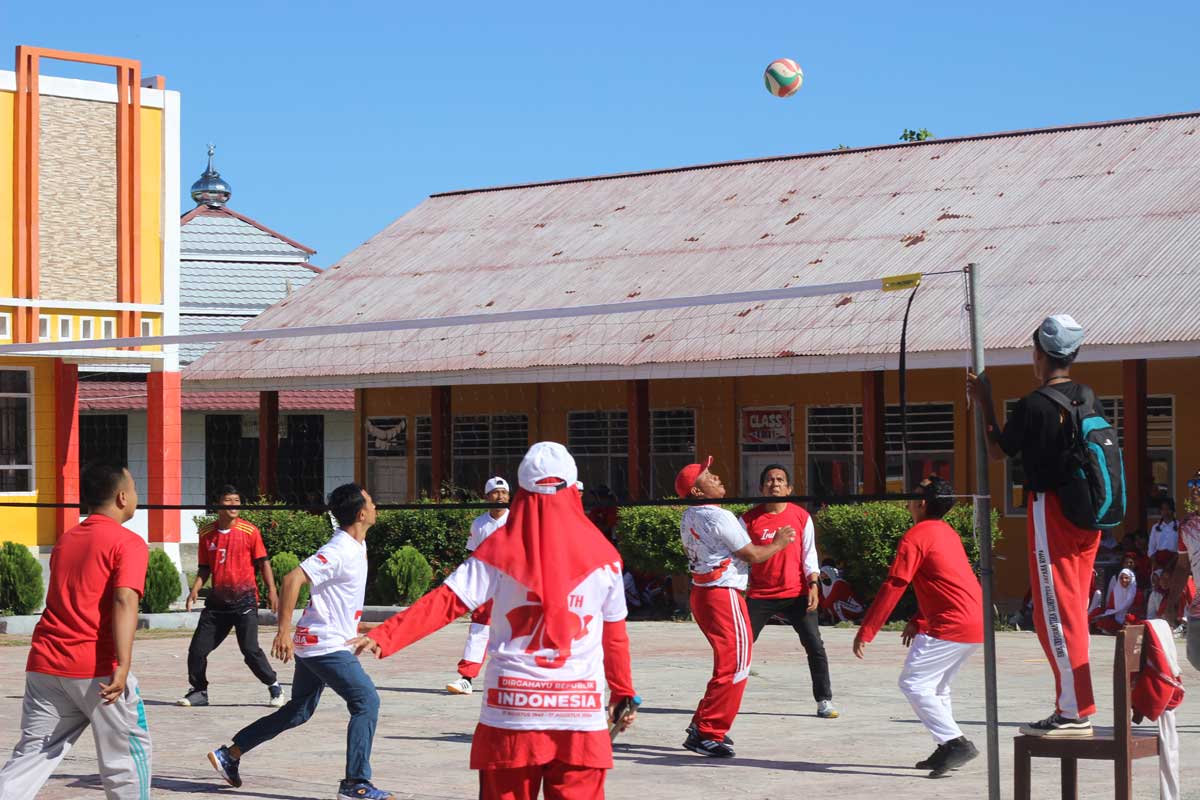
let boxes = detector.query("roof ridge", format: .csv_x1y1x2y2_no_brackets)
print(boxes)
180,205,317,256
430,109,1200,198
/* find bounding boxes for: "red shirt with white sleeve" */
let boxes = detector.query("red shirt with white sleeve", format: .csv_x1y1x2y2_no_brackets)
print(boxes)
859,519,983,644
741,504,818,600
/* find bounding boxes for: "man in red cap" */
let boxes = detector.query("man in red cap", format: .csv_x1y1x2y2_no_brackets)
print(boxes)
351,442,635,799
676,457,794,758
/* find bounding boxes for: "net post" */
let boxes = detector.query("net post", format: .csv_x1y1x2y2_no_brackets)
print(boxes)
967,261,1000,800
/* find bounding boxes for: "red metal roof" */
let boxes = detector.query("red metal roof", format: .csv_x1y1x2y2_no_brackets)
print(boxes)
184,111,1200,388
78,382,354,412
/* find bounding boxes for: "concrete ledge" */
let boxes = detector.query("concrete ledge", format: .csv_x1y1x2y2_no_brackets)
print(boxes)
0,615,40,635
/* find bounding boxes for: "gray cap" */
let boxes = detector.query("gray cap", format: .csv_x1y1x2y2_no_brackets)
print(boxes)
1037,314,1083,358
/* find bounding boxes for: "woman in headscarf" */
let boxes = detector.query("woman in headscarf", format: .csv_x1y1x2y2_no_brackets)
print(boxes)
1089,568,1143,635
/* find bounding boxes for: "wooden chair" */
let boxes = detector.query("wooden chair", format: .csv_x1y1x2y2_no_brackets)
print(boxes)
1014,624,1159,800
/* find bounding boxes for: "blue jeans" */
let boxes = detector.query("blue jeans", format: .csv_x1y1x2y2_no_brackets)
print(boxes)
232,650,380,781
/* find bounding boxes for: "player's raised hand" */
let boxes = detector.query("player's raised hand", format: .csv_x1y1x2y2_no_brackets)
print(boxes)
348,636,382,659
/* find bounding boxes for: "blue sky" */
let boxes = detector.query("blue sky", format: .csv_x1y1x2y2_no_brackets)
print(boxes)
5,1,1199,267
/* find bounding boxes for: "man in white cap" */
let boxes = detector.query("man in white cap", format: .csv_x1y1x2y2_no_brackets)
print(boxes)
968,314,1100,737
446,476,510,695
676,457,794,758
351,443,636,799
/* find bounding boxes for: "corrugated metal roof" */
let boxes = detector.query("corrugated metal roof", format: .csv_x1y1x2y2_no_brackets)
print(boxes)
180,314,255,365
79,381,354,412
185,111,1200,386
181,260,323,311
180,206,316,261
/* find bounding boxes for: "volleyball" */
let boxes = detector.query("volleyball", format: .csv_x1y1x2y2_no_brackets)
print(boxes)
764,58,803,98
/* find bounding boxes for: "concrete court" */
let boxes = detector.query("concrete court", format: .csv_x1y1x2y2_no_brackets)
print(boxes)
1,621,1195,800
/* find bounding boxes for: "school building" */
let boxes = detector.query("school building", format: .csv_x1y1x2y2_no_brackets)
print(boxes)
0,47,182,561
185,110,1200,602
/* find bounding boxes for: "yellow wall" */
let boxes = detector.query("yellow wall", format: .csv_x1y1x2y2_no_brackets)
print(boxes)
0,90,12,295
360,357,1200,602
138,106,163,305
0,357,59,546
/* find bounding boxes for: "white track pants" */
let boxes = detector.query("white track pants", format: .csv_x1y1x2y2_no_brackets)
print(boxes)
897,634,980,744
0,671,152,800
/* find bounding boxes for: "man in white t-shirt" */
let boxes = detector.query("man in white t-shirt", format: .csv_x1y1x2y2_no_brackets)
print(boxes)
352,442,636,800
446,476,510,695
676,457,794,758
207,484,394,800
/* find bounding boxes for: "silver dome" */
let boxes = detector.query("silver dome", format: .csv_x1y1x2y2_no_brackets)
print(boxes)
190,144,231,208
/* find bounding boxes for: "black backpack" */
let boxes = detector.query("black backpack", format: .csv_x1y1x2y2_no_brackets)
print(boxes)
1036,385,1127,530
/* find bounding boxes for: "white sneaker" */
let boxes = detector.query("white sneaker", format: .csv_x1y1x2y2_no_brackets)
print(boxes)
268,683,286,707
446,677,473,695
817,700,839,719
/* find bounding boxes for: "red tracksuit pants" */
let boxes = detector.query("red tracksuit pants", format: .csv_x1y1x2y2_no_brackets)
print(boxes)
689,585,752,739
479,763,605,799
1028,491,1101,719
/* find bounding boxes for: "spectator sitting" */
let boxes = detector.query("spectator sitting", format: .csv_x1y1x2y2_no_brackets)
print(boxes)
1089,569,1142,635
818,566,864,625
1087,569,1103,616
1148,499,1179,568
1146,567,1194,623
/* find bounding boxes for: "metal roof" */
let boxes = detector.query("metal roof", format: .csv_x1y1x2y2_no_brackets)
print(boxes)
180,206,317,262
179,314,255,365
181,260,323,312
185,111,1200,388
79,381,353,412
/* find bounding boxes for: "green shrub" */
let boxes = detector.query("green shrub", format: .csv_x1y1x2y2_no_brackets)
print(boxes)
377,546,433,605
254,551,310,610
816,501,1002,621
0,542,43,615
365,505,477,601
141,549,181,614
193,506,333,564
617,505,688,575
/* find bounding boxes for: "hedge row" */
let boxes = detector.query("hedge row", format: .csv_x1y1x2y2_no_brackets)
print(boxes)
195,501,1000,617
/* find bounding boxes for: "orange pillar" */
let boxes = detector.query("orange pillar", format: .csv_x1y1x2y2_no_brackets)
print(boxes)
147,371,181,542
1122,359,1148,533
54,360,80,536
627,379,651,499
258,391,279,499
862,371,886,495
430,386,452,499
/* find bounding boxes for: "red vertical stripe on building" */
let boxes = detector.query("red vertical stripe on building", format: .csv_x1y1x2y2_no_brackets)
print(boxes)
147,371,181,542
861,371,886,495
54,360,80,537
258,390,279,499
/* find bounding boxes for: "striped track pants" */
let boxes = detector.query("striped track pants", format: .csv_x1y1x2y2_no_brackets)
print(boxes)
1028,491,1101,719
0,671,152,800
689,585,752,739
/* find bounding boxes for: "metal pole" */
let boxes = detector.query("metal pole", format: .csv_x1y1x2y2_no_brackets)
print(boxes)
967,262,1000,800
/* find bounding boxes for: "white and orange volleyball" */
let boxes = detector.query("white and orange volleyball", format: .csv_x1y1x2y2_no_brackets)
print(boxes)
763,58,803,98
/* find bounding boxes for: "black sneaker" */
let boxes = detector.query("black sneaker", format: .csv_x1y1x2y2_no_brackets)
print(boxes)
927,737,979,778
1018,713,1093,738
337,779,396,799
207,746,241,788
685,724,733,746
683,731,735,758
178,689,208,707
915,743,946,770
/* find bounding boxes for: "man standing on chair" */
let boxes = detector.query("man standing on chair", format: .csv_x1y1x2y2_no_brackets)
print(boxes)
179,485,284,709
446,477,510,695
741,464,838,720
968,314,1099,737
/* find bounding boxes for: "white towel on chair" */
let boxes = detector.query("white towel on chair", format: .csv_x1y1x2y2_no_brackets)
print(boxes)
1145,619,1181,800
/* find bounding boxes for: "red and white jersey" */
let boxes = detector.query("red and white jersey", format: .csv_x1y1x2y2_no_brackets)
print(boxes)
467,510,509,553
1177,514,1200,619
680,505,751,589
444,556,626,732
294,530,368,658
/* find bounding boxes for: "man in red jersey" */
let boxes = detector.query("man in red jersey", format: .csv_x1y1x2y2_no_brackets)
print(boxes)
351,443,636,799
178,485,283,708
741,464,838,719
0,463,151,800
853,475,982,779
